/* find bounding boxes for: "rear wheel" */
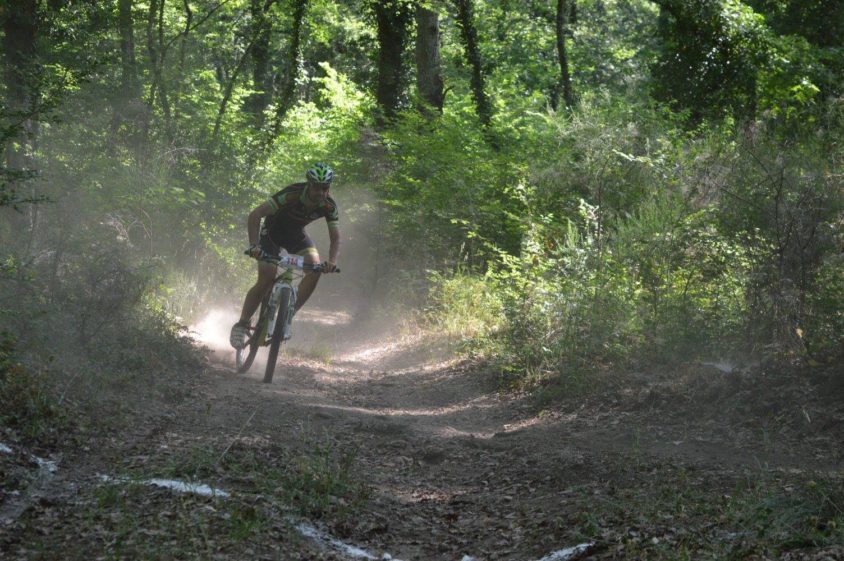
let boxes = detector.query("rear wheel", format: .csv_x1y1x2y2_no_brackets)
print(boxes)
263,286,292,383
236,296,269,373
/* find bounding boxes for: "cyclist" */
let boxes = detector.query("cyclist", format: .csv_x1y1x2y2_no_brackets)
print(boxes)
230,163,340,348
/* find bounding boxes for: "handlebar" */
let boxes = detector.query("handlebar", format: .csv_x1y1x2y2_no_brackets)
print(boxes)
243,249,340,273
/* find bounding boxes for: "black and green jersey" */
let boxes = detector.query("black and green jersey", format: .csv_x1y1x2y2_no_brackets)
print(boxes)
263,183,339,245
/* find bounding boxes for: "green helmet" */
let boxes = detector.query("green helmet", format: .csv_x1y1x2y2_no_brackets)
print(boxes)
306,163,334,183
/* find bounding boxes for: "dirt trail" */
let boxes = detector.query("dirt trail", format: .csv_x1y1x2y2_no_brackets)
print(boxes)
2,307,843,560
181,308,843,560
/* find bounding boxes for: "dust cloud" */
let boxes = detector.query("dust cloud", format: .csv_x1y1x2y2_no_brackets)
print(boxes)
188,186,423,370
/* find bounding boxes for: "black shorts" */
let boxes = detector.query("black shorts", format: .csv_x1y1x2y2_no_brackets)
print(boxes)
259,223,317,257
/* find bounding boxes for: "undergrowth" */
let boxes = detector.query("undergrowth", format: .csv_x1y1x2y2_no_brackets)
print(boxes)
417,104,843,390
574,464,844,559
0,249,206,442
0,333,66,445
160,436,368,521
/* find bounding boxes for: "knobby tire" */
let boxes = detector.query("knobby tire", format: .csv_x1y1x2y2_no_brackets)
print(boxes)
236,296,269,373
263,286,292,383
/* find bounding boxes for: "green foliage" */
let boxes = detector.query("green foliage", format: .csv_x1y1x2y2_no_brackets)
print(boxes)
418,97,842,386
707,130,844,355
650,0,844,127
738,476,844,549
427,269,504,342
0,334,64,443
264,62,374,187
379,107,526,274
652,0,770,121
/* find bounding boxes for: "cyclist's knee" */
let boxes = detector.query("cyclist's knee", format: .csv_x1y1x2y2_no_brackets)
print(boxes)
299,248,320,264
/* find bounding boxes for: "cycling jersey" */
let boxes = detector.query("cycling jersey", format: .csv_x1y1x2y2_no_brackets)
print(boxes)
260,183,339,256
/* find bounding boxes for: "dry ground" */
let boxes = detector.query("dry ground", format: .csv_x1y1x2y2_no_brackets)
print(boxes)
1,307,843,560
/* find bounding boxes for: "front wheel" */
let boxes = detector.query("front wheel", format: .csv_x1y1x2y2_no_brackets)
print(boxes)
236,296,270,373
263,286,293,383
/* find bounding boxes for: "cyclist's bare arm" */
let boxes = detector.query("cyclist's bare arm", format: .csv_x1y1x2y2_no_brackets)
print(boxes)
247,202,275,246
326,226,341,272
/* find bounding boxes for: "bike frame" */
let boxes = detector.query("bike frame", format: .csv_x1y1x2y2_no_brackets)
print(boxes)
235,252,336,382
265,256,302,341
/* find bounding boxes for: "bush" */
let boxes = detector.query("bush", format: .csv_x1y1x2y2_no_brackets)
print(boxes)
418,100,843,387
0,333,64,443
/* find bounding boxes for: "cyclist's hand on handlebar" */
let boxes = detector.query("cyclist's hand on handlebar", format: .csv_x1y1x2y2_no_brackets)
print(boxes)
245,244,263,259
322,261,338,273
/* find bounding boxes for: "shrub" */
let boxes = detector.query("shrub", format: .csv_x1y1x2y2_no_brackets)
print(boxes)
0,334,64,443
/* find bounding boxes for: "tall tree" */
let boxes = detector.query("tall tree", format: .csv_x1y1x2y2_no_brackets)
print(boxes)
373,0,412,125
246,0,275,123
415,4,444,113
146,0,173,140
453,0,492,128
3,0,40,171
269,0,307,139
118,0,140,103
111,0,146,144
553,0,574,109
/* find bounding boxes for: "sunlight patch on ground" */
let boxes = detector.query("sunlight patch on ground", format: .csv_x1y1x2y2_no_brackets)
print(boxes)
0,442,59,473
341,337,408,362
334,331,462,374
302,400,497,420
500,417,544,432
295,308,353,326
295,520,388,560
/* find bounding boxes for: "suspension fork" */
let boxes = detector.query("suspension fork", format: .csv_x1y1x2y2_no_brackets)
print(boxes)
267,267,297,337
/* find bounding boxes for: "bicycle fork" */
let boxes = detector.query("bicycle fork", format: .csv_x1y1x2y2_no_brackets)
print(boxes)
266,268,297,340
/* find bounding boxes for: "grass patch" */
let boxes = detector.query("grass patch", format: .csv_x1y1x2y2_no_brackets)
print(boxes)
559,461,844,559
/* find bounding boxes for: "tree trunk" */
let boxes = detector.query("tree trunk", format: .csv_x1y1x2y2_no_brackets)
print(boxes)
246,0,274,124
373,0,411,126
553,0,574,109
214,37,258,140
112,0,147,145
415,5,444,114
146,0,173,141
118,0,140,102
172,0,193,123
269,0,307,139
3,0,39,172
453,0,492,128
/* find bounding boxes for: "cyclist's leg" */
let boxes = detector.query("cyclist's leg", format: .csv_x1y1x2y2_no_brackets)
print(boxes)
239,230,280,323
239,260,277,322
288,237,321,314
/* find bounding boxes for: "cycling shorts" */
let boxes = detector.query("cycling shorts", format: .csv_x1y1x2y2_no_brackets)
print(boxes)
259,222,318,258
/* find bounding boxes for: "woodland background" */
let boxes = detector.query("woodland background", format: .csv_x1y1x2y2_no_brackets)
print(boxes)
1,0,842,432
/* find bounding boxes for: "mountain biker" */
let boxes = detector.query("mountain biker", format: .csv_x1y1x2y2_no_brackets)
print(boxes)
229,163,340,348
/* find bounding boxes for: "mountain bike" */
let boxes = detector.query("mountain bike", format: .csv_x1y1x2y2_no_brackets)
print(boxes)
235,253,338,383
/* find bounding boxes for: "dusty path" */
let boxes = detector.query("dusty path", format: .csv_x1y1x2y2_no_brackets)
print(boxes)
2,307,843,560
178,308,844,559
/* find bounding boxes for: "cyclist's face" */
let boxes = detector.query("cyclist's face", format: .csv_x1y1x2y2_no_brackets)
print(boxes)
307,179,330,203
